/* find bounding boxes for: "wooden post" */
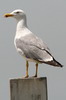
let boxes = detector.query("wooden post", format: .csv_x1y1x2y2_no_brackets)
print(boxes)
10,77,48,100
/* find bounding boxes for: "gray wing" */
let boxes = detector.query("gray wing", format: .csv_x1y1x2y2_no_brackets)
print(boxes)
15,33,53,62
21,33,51,53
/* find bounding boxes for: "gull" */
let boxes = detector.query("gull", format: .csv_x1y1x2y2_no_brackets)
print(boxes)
4,9,63,78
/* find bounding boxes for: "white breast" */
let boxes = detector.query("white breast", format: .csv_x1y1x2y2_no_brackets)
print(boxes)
14,27,32,56
15,27,32,39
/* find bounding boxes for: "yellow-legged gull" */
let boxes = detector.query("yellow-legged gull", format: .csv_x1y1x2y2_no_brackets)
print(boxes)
4,9,63,78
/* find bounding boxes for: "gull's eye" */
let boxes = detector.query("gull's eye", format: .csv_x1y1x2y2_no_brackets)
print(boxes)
16,11,20,14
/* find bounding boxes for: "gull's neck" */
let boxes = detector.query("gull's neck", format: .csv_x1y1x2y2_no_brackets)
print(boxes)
16,16,27,31
15,16,32,38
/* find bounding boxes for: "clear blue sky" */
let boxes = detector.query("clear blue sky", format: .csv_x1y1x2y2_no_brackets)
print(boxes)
0,0,66,100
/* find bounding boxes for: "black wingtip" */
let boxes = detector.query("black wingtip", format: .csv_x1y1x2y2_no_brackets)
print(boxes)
53,58,63,67
59,64,63,68
60,64,63,68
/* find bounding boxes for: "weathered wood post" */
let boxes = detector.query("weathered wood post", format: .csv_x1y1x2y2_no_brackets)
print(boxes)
10,77,48,100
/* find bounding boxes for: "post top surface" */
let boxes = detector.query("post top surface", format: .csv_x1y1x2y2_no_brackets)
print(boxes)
10,77,47,81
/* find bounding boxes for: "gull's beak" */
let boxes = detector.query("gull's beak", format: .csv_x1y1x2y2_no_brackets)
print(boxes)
4,13,14,18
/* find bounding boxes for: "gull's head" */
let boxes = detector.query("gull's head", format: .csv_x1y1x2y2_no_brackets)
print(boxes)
4,9,26,21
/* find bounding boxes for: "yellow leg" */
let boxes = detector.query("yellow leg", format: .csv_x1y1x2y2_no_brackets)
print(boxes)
34,63,38,77
25,61,29,78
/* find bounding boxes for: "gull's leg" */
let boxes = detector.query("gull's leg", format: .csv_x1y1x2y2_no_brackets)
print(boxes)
25,60,29,78
34,63,38,77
